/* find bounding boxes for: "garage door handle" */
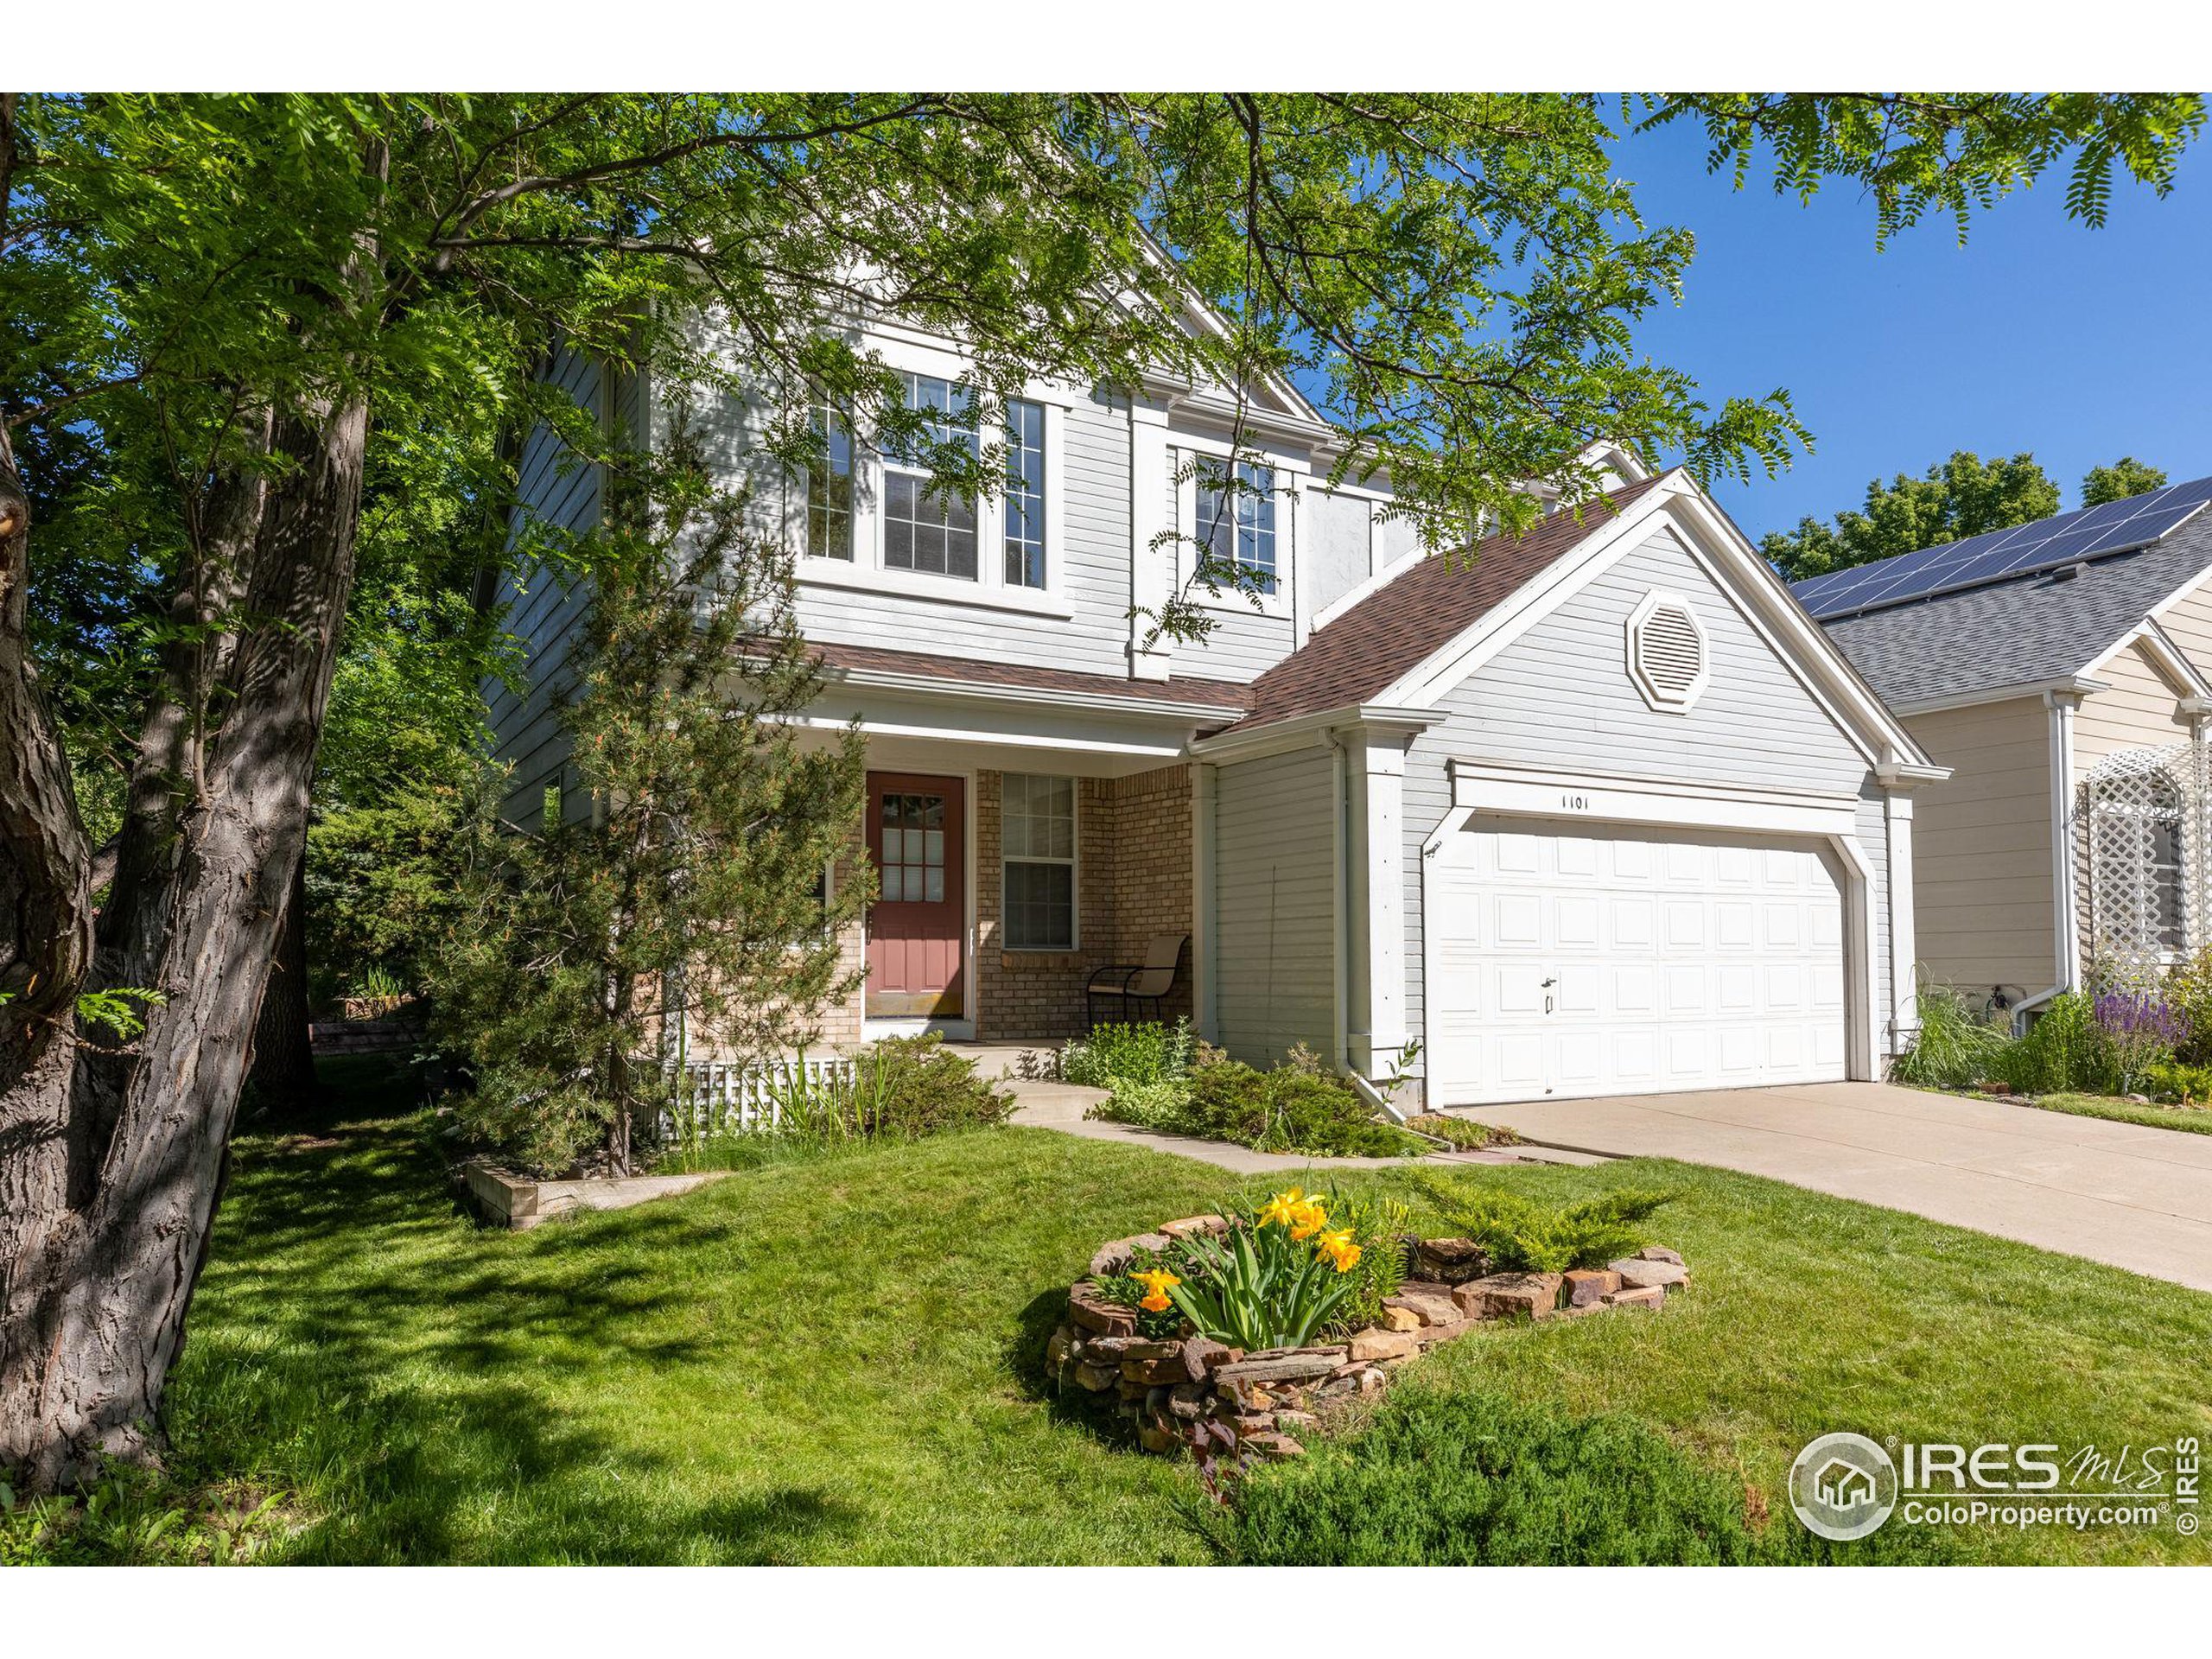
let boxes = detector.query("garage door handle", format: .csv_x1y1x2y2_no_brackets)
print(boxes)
1541,976,1557,988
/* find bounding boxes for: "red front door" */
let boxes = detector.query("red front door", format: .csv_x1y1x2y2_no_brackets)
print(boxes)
866,772,965,1018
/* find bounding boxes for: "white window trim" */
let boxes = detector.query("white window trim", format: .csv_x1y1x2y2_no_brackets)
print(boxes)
791,334,1072,617
1170,433,1300,620
1000,772,1081,953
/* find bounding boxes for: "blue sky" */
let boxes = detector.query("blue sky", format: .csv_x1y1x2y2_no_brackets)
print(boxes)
1616,118,2212,541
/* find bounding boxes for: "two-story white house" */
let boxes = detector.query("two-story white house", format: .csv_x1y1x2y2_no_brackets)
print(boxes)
491,304,1941,1113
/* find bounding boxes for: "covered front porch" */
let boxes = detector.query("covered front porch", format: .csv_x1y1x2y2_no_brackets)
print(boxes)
784,647,1243,1050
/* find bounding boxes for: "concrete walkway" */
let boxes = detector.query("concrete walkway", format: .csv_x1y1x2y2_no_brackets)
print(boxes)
1448,1081,2212,1293
1003,1078,1605,1174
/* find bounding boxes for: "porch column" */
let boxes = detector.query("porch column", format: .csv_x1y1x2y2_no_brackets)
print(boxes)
1344,731,1407,1075
1128,399,1173,682
1191,760,1217,1043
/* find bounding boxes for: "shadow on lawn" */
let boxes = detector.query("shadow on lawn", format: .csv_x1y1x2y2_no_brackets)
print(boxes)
175,1058,861,1563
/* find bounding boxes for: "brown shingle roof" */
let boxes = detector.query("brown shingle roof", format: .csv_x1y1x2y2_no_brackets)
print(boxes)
810,639,1254,713
1219,475,1668,734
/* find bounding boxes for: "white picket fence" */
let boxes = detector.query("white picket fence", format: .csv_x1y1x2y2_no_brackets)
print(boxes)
675,1054,858,1135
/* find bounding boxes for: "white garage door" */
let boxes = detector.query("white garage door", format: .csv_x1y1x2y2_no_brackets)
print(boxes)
1430,817,1848,1105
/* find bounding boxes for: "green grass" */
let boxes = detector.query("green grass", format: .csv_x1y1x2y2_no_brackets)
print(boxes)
16,1055,2212,1563
2018,1091,2212,1137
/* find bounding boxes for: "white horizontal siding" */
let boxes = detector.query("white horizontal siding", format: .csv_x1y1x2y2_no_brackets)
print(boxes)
1213,745,1336,1063
487,346,603,823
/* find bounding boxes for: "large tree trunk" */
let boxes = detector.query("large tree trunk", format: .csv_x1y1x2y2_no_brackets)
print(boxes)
0,425,99,1489
0,390,370,1489
245,851,317,1108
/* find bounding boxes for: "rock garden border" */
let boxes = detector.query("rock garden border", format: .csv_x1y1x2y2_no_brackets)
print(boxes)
1046,1216,1691,1459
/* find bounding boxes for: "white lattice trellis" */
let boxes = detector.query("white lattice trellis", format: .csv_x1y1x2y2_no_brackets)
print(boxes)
2082,739,2210,988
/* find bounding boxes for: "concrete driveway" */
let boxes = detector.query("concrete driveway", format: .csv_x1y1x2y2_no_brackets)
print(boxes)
1451,1082,2212,1293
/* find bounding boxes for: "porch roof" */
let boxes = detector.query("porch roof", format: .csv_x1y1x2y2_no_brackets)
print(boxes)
809,639,1254,718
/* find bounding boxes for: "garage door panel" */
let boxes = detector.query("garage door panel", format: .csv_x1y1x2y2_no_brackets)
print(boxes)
1433,819,1849,1106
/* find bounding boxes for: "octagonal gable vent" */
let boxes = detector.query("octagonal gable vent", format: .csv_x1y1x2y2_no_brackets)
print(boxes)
1626,590,1709,712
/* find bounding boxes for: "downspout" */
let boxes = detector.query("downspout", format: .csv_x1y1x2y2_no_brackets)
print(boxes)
1326,727,1406,1123
2014,688,2087,1032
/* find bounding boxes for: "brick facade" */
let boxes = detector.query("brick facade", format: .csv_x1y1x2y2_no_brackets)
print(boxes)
808,762,1195,1047
975,763,1194,1042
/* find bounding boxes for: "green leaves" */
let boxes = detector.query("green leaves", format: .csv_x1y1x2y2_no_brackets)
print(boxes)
1647,93,2206,248
1166,1217,1358,1351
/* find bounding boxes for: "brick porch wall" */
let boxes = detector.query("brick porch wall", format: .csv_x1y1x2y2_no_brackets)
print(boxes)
975,763,1194,1043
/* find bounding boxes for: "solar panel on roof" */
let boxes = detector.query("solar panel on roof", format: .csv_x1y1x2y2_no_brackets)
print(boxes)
1790,475,2212,620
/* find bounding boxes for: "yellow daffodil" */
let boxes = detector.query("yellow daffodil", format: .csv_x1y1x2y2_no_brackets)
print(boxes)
1257,1188,1306,1230
1132,1267,1181,1313
1318,1229,1362,1274
1289,1199,1328,1240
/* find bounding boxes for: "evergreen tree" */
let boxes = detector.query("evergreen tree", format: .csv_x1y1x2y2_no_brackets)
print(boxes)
430,435,868,1176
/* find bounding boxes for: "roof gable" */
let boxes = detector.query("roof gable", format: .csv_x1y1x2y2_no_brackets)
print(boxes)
1219,476,1668,733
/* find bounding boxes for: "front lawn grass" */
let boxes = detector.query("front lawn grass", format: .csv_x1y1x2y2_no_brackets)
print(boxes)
48,1056,2212,1564
2012,1090,2212,1137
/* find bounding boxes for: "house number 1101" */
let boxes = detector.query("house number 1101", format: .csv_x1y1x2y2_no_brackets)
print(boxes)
1559,792,1591,811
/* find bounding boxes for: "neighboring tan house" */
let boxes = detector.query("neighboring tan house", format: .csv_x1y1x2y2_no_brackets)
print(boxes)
492,318,1940,1112
1797,478,2212,1020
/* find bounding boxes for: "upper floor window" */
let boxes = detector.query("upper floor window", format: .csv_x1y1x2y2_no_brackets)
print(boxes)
1196,460,1277,594
1004,397,1046,589
805,385,855,561
883,372,978,581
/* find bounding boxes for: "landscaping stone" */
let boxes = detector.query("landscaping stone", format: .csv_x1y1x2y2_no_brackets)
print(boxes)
1068,1281,1139,1336
1637,1246,1686,1265
1383,1281,1461,1326
1564,1268,1624,1307
1348,1327,1417,1363
1090,1232,1172,1277
1609,1257,1689,1292
1459,1271,1566,1320
1414,1236,1492,1283
1180,1336,1234,1382
1160,1214,1230,1238
1062,1217,1690,1460
1121,1355,1190,1385
1213,1351,1344,1386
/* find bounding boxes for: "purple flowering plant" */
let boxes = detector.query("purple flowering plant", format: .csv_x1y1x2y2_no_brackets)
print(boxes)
2094,992,2186,1092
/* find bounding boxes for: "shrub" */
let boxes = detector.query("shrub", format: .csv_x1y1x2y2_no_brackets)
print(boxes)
1206,1386,1952,1564
1890,983,2012,1090
2143,1060,2212,1105
2165,947,2212,1064
852,1034,1014,1135
1995,992,2117,1096
1091,1077,1194,1131
661,1036,1008,1172
1062,1020,1194,1089
1087,1054,1428,1158
1417,1178,1676,1273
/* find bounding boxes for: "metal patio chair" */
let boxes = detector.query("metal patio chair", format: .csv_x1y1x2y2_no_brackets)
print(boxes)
1085,933,1189,1028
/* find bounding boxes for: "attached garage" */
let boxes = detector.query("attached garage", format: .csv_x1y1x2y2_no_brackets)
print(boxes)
1192,462,1942,1114
1428,817,1850,1104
